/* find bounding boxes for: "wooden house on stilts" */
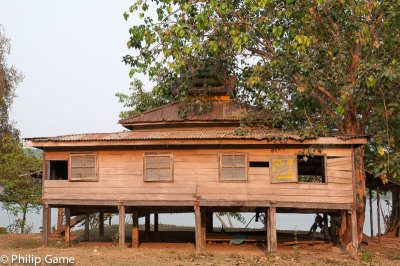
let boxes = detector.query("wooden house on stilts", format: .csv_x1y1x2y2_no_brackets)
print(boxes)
25,75,367,252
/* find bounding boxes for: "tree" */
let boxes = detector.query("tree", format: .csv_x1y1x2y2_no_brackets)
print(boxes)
0,137,42,234
123,0,400,247
0,25,23,140
116,78,172,118
0,26,40,234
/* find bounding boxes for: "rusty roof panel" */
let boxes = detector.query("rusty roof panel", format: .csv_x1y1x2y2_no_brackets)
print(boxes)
119,101,252,125
24,129,301,142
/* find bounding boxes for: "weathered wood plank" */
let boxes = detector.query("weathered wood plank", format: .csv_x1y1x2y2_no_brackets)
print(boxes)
326,170,353,178
326,164,353,171
328,177,353,184
45,152,69,161
44,193,196,201
326,157,352,165
44,187,197,194
100,167,142,175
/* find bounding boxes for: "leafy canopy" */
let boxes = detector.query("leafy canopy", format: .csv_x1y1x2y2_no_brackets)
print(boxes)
0,137,42,233
0,26,41,233
116,78,172,118
123,0,400,181
0,25,23,140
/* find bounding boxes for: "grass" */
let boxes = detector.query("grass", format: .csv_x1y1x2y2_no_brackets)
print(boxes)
360,248,372,263
8,237,41,249
385,248,400,260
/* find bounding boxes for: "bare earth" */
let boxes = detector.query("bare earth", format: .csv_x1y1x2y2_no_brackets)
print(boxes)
0,234,399,265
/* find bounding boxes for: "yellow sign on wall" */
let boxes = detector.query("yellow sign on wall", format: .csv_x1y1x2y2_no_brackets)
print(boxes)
270,156,298,183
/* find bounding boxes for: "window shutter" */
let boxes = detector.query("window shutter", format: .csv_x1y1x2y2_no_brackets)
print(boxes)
220,153,247,181
144,153,173,181
69,153,97,181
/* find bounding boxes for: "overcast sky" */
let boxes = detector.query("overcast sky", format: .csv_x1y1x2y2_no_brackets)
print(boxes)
0,0,150,138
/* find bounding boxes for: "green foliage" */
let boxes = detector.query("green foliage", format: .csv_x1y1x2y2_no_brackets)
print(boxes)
0,25,23,140
124,0,400,182
0,25,36,235
113,232,120,243
116,78,172,119
217,212,246,224
359,248,372,263
0,137,42,234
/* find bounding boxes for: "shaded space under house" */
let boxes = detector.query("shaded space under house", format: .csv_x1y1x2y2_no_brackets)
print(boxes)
366,171,400,240
24,73,367,252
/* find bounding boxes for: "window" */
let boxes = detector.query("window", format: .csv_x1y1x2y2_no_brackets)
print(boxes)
297,155,326,183
219,152,247,181
144,153,173,181
270,156,297,183
69,153,98,181
48,161,68,180
249,161,269,167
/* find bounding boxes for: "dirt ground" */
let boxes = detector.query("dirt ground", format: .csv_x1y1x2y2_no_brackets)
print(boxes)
0,233,399,265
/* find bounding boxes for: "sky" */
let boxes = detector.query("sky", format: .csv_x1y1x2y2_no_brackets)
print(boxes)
0,0,150,138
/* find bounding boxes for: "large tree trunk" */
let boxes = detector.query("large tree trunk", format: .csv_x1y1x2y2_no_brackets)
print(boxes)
21,204,28,234
339,113,366,249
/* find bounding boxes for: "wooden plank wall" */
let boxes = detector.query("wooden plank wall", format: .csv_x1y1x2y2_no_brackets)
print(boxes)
43,148,354,204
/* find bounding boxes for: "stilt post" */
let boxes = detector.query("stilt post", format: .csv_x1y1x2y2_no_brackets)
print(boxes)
84,214,90,241
351,209,358,250
132,209,139,248
154,213,159,232
47,207,51,235
206,210,213,233
268,203,277,253
194,201,202,252
57,208,63,230
99,212,104,237
118,204,126,247
65,208,71,245
42,204,49,247
145,214,150,231
145,214,150,240
201,207,206,246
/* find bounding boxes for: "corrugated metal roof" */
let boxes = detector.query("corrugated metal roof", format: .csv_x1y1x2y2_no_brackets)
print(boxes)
119,101,253,125
24,128,301,142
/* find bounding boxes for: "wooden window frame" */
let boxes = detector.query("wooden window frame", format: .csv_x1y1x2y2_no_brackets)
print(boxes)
296,154,328,185
68,152,98,182
219,152,248,182
143,152,174,182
